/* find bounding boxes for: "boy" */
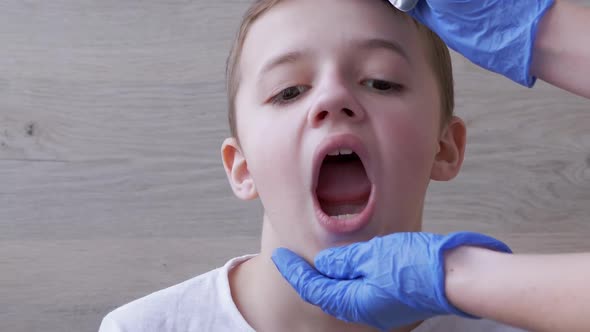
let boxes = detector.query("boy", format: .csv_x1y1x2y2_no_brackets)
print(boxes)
99,0,526,331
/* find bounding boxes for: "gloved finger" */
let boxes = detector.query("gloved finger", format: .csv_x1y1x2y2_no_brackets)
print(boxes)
271,247,325,294
407,1,432,23
314,239,378,280
411,0,463,9
271,247,359,318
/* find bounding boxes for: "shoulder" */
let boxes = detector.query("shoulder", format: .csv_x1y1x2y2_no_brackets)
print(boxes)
99,268,222,332
98,255,256,332
416,316,529,332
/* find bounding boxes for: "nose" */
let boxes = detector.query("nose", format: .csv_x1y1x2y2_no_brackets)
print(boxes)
307,78,366,128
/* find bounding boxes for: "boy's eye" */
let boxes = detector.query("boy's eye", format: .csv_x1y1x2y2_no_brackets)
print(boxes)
270,86,309,105
362,79,403,92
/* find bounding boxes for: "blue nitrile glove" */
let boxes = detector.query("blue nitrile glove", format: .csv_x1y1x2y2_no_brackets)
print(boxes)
404,0,555,87
272,232,512,331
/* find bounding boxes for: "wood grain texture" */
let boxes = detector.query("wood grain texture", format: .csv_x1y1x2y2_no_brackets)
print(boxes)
1,1,589,331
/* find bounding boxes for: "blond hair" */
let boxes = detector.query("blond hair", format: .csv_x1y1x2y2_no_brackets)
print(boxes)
226,0,454,137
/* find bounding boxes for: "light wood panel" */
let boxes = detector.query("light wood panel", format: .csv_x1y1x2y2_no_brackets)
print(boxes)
1,1,589,331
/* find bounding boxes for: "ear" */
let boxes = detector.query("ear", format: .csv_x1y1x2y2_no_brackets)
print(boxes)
221,137,258,200
430,116,467,181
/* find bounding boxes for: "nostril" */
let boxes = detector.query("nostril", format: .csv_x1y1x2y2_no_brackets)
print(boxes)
343,108,355,117
317,110,329,121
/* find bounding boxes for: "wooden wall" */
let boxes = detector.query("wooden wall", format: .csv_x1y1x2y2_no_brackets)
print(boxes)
1,1,588,331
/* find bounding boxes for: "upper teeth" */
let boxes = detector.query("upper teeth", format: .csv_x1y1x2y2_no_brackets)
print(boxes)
328,148,354,156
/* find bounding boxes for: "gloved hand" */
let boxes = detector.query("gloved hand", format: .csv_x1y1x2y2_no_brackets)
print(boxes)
405,0,555,87
271,232,512,331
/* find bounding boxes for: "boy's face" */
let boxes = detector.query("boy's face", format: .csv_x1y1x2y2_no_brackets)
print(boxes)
223,0,465,258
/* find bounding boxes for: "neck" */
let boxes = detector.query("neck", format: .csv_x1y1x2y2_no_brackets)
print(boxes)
229,214,421,332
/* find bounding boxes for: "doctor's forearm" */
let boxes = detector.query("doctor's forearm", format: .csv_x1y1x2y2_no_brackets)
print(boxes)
531,0,590,98
444,247,590,332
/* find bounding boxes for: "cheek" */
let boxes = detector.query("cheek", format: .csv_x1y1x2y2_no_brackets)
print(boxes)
238,108,307,211
371,108,438,231
373,101,439,185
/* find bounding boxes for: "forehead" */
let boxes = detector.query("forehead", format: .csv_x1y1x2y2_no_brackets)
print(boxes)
239,0,423,75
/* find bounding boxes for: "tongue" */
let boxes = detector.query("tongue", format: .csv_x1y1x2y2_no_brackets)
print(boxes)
316,159,371,203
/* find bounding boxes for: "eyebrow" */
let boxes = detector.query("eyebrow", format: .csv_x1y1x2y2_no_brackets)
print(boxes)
257,38,410,79
353,38,410,63
258,50,307,78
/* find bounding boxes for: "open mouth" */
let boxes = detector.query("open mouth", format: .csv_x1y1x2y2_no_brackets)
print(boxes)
316,149,371,218
312,134,375,234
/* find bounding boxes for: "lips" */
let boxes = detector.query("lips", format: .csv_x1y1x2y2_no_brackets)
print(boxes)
311,134,376,234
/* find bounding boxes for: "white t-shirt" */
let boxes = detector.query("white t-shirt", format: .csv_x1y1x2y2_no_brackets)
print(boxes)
99,255,527,332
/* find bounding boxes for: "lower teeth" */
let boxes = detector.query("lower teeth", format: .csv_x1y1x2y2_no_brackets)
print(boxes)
333,213,359,220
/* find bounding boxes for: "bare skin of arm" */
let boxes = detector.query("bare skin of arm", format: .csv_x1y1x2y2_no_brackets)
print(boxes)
445,1,590,327
445,247,590,332
443,1,590,327
443,2,590,327
532,0,590,98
